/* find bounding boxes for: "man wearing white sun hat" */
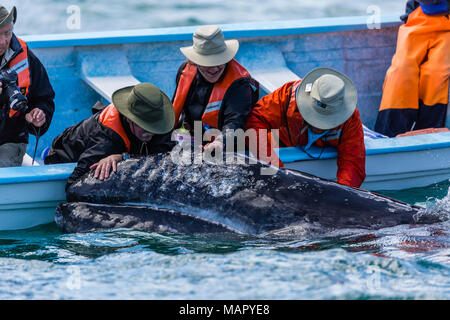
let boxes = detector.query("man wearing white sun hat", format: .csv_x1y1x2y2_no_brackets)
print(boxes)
172,25,259,152
246,67,366,188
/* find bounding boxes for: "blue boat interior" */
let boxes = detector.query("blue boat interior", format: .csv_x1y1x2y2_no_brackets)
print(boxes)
15,15,450,165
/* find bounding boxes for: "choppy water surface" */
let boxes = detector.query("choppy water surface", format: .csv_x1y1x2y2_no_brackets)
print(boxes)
2,0,405,36
0,181,449,300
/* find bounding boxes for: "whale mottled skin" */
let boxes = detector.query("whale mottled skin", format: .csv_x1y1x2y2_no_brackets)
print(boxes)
55,202,237,234
56,152,442,236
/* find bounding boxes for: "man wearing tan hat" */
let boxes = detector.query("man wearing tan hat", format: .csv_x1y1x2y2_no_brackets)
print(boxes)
44,83,176,187
246,68,366,188
0,5,55,167
172,25,259,151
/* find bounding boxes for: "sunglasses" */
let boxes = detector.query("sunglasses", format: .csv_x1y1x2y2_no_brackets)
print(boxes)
315,100,327,109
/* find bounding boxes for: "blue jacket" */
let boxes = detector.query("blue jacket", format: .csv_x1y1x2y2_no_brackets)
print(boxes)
401,0,449,22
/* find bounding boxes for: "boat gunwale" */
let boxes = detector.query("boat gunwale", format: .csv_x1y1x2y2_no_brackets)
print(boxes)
0,163,76,184
277,132,450,162
21,15,402,49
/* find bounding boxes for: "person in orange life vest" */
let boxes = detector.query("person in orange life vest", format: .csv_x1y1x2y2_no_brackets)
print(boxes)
172,25,259,152
44,83,176,188
246,68,366,188
0,6,55,167
374,0,450,137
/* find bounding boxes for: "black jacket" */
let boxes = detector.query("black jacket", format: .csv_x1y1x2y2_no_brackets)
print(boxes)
173,62,259,143
44,107,175,187
401,0,450,22
0,34,55,145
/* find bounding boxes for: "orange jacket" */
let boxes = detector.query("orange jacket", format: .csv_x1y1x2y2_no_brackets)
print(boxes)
375,6,450,136
8,37,31,96
6,37,31,118
98,104,131,152
172,59,252,128
246,80,366,188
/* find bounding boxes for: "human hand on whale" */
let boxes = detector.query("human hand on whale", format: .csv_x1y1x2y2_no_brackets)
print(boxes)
88,141,224,181
90,154,123,181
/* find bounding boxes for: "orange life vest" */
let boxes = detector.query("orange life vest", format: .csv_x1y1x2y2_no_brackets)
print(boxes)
98,104,131,152
172,59,252,129
7,37,31,96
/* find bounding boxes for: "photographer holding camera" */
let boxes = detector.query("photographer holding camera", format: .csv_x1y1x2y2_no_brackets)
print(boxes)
0,5,55,167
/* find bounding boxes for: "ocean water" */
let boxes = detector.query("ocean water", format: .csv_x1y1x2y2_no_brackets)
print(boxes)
2,0,406,36
0,180,449,300
0,0,449,300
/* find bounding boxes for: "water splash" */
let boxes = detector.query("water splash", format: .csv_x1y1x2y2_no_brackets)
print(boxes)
415,186,450,223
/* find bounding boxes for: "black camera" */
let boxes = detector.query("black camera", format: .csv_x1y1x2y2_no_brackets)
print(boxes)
0,69,28,118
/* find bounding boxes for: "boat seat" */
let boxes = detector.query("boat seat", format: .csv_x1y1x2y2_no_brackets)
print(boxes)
236,43,300,93
363,125,387,140
79,48,140,102
83,76,140,102
22,153,39,166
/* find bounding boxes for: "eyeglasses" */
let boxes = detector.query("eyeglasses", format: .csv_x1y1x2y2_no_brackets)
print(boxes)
129,120,153,139
315,100,327,109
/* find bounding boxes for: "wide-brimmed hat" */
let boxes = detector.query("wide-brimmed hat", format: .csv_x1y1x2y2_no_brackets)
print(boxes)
0,6,16,27
296,68,357,130
180,25,239,67
112,83,175,135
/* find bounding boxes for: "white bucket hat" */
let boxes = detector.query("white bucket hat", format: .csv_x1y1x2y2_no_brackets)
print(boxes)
296,67,358,130
180,25,239,67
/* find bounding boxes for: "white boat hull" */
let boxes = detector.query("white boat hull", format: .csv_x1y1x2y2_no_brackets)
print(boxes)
0,163,75,230
283,146,450,191
0,180,66,230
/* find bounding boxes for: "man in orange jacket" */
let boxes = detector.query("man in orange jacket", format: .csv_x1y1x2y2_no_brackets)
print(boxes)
172,25,259,152
375,0,450,137
246,68,366,188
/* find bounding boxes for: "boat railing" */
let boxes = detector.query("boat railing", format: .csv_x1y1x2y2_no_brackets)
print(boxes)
22,15,402,49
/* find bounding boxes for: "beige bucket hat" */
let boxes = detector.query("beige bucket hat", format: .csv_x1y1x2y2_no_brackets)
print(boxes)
0,6,17,27
180,25,239,67
112,83,175,135
296,67,358,130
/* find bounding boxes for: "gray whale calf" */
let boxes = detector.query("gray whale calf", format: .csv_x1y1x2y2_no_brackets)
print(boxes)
56,152,442,236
